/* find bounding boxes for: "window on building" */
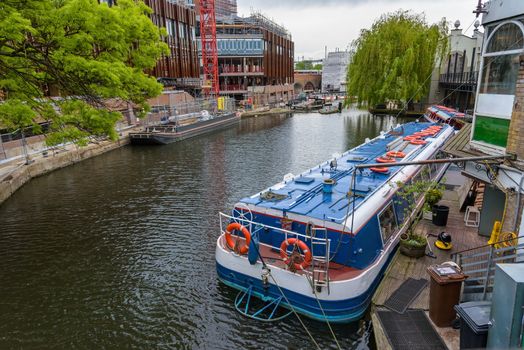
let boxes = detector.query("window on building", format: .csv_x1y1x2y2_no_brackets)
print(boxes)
378,202,398,245
486,22,524,53
480,21,524,95
166,19,172,36
473,20,524,150
480,54,520,95
472,115,510,148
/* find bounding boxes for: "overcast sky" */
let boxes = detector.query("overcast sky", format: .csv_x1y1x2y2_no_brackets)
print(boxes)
237,0,480,60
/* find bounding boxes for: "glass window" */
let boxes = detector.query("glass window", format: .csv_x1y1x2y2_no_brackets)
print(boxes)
486,23,524,53
472,115,510,148
378,203,398,244
479,54,520,94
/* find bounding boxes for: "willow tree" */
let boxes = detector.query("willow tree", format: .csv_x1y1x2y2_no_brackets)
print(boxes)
0,0,168,145
347,11,448,108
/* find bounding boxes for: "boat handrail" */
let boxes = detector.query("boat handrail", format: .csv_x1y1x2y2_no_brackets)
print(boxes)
219,212,331,246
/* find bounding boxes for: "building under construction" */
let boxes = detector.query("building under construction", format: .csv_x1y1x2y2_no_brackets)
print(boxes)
322,50,351,93
194,0,237,19
203,12,294,104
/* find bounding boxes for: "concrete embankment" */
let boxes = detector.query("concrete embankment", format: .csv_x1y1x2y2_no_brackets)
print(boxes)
0,137,130,206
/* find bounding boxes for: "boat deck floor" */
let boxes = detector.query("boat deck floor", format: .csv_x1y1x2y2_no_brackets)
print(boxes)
220,236,362,281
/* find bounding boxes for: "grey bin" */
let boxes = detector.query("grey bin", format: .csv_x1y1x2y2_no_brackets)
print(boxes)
454,301,491,349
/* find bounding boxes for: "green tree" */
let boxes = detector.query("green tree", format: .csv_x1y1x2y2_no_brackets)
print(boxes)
0,0,167,145
347,11,447,107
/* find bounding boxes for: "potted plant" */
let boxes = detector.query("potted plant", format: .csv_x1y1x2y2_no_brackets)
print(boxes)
399,233,427,258
423,188,443,220
395,176,442,258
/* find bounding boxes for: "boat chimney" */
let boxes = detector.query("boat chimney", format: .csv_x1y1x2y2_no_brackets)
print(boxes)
323,178,335,194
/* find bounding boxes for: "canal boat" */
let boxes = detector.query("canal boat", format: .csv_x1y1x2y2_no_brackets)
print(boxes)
318,103,342,115
423,105,465,130
129,111,240,145
216,121,455,323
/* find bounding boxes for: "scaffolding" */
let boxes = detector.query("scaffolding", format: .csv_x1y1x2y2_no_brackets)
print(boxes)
322,51,351,93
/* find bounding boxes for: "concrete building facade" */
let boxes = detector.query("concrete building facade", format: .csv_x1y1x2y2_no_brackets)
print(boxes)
427,21,484,112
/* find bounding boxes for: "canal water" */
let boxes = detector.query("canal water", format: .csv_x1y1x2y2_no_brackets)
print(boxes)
0,109,410,349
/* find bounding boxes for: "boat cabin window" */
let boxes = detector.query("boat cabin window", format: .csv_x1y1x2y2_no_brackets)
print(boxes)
379,203,398,244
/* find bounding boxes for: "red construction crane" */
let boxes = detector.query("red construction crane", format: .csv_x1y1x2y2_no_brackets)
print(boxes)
199,0,219,96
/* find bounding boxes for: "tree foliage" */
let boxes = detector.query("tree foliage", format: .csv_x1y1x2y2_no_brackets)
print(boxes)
0,0,167,145
295,61,322,71
347,11,448,107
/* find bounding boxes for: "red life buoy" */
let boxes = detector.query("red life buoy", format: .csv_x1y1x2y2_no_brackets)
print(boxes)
376,156,396,163
410,139,427,145
370,167,389,173
225,222,251,254
280,238,312,271
386,151,406,158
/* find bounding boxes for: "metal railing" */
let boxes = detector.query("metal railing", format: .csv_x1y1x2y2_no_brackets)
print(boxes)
439,71,479,85
452,236,524,301
219,212,331,292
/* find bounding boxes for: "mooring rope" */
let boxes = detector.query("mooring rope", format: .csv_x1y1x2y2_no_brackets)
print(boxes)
249,237,321,349
305,274,342,350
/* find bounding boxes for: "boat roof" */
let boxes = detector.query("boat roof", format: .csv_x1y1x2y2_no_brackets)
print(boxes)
240,122,449,224
427,105,465,120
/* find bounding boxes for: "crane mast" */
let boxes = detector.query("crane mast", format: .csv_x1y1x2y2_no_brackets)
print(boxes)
199,0,219,96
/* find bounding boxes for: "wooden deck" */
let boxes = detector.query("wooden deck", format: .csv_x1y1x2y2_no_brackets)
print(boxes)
372,178,489,350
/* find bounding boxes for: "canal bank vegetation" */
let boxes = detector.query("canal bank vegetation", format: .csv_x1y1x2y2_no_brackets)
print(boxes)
0,0,167,146
347,11,448,108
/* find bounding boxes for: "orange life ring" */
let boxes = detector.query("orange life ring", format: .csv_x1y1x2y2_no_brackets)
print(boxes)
225,222,251,254
376,156,396,163
280,238,312,271
386,151,406,158
403,136,418,141
410,139,427,145
370,167,389,173
414,132,429,137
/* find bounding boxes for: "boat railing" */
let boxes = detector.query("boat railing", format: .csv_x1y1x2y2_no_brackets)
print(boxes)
219,212,332,291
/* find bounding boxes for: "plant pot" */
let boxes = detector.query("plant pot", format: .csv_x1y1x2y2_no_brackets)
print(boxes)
399,239,427,258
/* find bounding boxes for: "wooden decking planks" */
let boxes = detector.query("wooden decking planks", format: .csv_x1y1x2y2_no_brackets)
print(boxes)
372,186,488,350
373,189,487,309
